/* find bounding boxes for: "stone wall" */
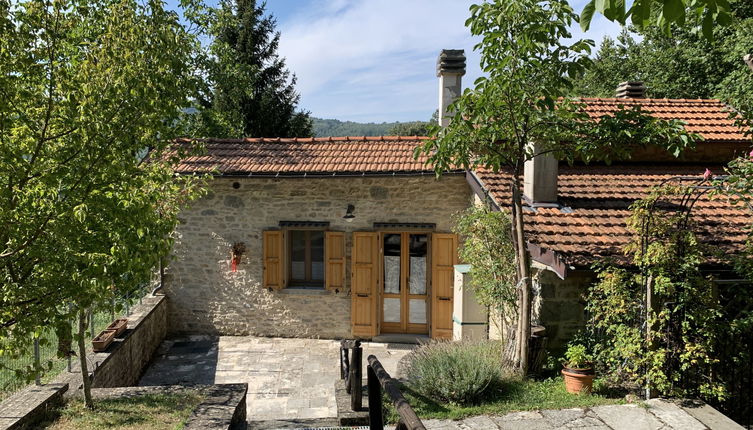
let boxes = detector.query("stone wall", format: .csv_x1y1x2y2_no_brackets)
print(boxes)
90,295,168,388
533,268,594,351
166,175,473,338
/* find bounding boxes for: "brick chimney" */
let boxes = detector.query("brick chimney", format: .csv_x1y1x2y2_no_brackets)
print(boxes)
437,49,466,127
615,81,646,99
523,142,558,206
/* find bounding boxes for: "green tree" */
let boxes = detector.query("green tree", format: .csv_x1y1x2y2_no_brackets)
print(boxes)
0,0,204,407
417,0,696,374
388,111,439,136
452,207,518,330
183,0,312,138
579,0,732,40
575,1,753,114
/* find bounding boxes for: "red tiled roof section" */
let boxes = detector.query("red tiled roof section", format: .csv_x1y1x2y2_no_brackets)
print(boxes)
171,136,441,175
475,164,751,266
578,98,748,142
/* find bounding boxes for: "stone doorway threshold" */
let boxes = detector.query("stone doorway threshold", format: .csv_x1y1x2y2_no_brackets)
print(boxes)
370,334,429,344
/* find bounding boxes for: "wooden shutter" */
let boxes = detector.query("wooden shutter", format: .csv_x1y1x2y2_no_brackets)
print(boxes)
263,230,285,290
351,232,379,337
325,232,345,292
431,233,458,339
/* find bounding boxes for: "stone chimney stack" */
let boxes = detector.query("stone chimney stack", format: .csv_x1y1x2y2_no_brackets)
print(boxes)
437,49,466,127
615,81,646,99
523,142,559,206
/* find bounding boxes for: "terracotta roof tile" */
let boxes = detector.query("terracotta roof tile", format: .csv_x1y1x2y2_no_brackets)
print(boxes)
474,164,751,266
577,98,748,142
170,136,446,175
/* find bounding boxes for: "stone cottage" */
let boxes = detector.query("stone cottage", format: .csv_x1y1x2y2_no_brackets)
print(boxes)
165,50,751,347
166,136,471,339
473,94,752,347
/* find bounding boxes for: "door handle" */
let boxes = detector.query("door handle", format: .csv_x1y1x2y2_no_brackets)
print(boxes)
438,296,451,301
357,293,369,298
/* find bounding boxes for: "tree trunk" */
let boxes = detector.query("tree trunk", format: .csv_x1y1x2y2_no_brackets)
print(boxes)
511,176,532,376
77,309,94,409
507,191,522,367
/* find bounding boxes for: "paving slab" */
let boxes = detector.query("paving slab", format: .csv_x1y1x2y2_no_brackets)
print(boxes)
457,415,500,429
672,399,744,430
422,419,464,430
645,398,707,430
592,404,665,430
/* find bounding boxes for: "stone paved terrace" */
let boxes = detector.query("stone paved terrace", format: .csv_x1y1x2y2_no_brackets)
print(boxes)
139,335,742,430
422,399,744,429
139,335,413,427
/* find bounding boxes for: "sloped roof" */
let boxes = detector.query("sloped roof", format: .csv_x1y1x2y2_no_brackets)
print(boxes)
474,164,751,267
578,98,747,142
170,136,446,176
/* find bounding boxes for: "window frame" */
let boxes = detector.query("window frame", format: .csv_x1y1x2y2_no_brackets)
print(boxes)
286,228,326,288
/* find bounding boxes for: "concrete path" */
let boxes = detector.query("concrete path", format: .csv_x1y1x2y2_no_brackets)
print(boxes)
138,335,413,426
423,400,743,430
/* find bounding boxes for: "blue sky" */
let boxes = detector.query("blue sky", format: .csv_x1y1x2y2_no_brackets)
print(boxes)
186,0,627,122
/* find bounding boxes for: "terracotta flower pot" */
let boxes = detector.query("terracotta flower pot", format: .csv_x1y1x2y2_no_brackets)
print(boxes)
92,329,117,352
562,367,595,394
106,318,128,337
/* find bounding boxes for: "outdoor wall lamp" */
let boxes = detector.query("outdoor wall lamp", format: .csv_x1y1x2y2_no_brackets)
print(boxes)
343,204,355,222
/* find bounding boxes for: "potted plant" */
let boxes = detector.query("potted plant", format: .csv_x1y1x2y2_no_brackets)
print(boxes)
106,318,128,337
561,343,595,394
92,329,117,352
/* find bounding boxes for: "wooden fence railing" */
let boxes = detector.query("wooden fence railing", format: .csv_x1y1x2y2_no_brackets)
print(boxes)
340,340,425,430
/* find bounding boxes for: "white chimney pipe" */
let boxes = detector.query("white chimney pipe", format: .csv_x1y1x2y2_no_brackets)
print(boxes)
437,50,466,127
523,142,559,206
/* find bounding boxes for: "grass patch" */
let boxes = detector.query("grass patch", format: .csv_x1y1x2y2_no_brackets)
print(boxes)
386,376,623,421
39,392,204,430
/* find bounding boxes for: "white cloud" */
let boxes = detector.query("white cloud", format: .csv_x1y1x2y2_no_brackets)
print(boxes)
277,0,623,122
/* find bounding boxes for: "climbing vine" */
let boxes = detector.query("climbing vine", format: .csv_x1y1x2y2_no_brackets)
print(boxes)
586,184,725,399
453,206,518,329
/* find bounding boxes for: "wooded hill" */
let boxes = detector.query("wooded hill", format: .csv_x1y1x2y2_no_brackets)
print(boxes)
312,117,432,137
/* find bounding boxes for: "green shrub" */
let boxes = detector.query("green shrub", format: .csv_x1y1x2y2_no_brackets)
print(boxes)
405,340,502,405
563,343,592,369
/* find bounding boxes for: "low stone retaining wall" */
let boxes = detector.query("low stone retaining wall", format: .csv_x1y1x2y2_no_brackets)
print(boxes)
0,295,168,429
91,384,248,430
0,383,67,430
91,294,168,387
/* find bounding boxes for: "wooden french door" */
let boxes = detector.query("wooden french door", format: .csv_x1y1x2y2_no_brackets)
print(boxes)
380,232,430,334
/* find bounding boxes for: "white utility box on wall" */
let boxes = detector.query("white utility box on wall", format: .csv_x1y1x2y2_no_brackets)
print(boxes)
452,264,488,341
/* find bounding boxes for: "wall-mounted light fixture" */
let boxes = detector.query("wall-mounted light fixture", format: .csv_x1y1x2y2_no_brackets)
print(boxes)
343,204,355,222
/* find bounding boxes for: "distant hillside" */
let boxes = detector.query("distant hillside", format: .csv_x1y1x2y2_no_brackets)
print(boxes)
312,118,399,137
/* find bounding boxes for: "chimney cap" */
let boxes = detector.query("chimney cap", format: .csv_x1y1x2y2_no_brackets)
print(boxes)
616,81,646,99
437,49,466,77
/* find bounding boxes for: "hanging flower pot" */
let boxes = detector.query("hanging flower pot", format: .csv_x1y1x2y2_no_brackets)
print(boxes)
92,329,117,352
230,242,246,272
106,318,128,337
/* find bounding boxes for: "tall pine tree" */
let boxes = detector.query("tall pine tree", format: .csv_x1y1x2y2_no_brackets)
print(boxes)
184,0,312,138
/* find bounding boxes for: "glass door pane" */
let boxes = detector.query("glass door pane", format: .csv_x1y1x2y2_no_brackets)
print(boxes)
408,234,427,295
383,234,401,294
408,234,428,325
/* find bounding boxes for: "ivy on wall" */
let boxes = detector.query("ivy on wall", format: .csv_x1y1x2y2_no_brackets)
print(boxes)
453,206,518,331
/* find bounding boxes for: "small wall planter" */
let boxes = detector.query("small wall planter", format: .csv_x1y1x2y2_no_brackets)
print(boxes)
92,329,117,352
107,318,128,337
562,367,595,394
